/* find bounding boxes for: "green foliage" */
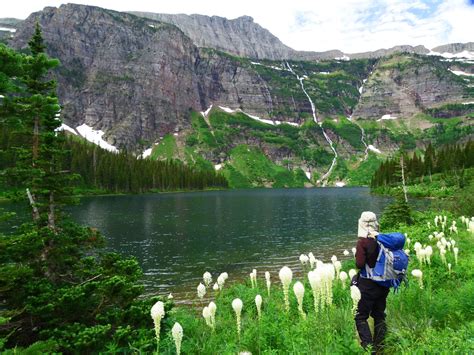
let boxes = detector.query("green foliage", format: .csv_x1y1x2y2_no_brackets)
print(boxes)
322,118,365,149
379,191,413,229
347,154,381,186
150,134,178,160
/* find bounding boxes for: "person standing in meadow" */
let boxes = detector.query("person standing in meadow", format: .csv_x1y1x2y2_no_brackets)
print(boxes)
353,211,390,353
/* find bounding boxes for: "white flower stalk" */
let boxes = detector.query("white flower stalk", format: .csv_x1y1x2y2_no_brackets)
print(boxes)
232,298,243,338
150,301,165,350
293,281,306,319
428,234,433,241
334,260,342,278
411,269,423,289
406,238,411,248
351,247,357,257
265,271,271,296
308,252,316,269
172,322,183,355
425,246,433,265
331,255,338,264
440,248,447,265
434,216,439,227
197,283,206,299
168,293,173,300
348,269,357,280
453,247,459,264
469,221,474,234
417,248,426,265
448,263,452,274
202,306,212,328
318,263,335,307
308,270,322,313
404,249,410,255
217,273,226,290
213,282,219,292
446,241,452,251
279,266,293,312
208,301,217,328
427,222,431,229
343,249,350,256
350,285,361,315
255,294,262,320
339,271,348,288
203,272,212,287
299,254,309,266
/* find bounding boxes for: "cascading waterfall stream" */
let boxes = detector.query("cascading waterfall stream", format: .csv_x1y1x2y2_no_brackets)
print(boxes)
347,115,369,160
286,62,337,185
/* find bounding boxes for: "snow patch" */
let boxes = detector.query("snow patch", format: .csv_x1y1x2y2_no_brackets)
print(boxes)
377,114,398,121
305,171,311,180
428,50,474,60
201,104,213,117
0,27,16,33
141,148,153,159
56,123,77,135
0,94,4,99
368,145,382,154
335,55,350,61
76,124,119,153
218,106,236,113
462,101,474,105
214,164,222,171
449,69,474,77
335,182,346,187
319,71,330,75
217,105,301,127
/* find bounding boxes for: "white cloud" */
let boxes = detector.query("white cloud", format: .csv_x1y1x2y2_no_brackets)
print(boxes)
2,0,473,53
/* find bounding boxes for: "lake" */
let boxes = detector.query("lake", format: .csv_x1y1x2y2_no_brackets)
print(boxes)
66,187,397,302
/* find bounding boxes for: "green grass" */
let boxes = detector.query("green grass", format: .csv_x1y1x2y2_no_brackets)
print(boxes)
151,134,178,160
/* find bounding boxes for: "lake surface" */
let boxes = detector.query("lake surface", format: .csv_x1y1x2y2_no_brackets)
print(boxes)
67,187,395,302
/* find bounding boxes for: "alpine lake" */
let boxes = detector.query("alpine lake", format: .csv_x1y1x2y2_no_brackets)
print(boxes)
3,188,429,303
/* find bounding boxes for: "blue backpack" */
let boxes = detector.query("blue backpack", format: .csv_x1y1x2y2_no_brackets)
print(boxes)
360,232,409,289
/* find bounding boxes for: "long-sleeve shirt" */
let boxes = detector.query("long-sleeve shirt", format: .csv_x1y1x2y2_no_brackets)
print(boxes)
355,237,378,269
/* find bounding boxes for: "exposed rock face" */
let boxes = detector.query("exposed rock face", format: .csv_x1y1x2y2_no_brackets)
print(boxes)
352,55,467,120
432,42,474,54
129,12,294,60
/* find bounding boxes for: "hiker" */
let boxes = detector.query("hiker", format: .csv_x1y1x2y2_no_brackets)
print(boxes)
353,211,389,352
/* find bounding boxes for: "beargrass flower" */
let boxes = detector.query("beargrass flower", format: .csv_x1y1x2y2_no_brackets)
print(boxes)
293,281,306,319
331,255,338,264
453,247,459,264
448,263,452,273
411,269,423,289
425,246,433,265
168,293,173,300
308,252,316,269
352,247,356,257
440,248,447,265
265,271,271,296
208,301,217,328
217,273,227,290
255,294,262,320
172,322,183,355
232,298,243,338
213,282,219,291
197,283,206,299
469,221,474,234
203,272,212,287
348,269,357,280
249,269,257,288
150,301,165,350
339,271,348,288
334,260,342,278
406,238,411,248
300,254,309,266
308,270,322,313
279,266,293,312
202,306,212,328
350,285,361,315
343,249,350,256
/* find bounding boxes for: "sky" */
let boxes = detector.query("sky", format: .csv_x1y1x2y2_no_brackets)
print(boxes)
2,0,474,53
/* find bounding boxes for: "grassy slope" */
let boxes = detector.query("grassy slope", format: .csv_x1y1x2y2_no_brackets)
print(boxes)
145,211,474,354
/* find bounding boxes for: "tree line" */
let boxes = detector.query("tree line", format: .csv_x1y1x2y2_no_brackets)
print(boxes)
370,141,474,188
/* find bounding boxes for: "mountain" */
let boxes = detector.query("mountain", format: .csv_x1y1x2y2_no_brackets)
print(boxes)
5,4,474,187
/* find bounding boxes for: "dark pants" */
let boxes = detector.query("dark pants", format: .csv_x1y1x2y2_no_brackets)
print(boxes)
354,278,390,351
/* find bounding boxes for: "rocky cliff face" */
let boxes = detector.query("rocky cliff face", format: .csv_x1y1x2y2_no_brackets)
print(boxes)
432,42,474,54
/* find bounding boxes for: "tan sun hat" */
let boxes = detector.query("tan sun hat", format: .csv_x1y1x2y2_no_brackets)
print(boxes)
358,211,379,239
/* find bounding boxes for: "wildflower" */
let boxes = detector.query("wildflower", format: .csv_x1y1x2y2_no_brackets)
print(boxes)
453,247,459,264
339,271,348,288
151,301,165,349
249,269,257,288
265,271,271,296
448,263,452,274
411,269,423,289
168,293,173,300
428,234,433,241
334,260,342,278
331,255,338,264
469,221,474,234
308,252,316,268
451,239,456,248
350,285,361,315
203,271,212,287
343,249,350,256
197,283,206,299
351,247,356,257
202,306,212,328
209,301,217,328
172,322,183,355
213,282,219,291
279,266,293,312
232,298,243,338
406,237,411,248
434,216,439,227
255,294,262,320
404,249,410,255
348,269,357,280
299,254,309,266
308,270,322,313
217,273,228,290
440,248,447,265
293,281,306,319
425,246,433,265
